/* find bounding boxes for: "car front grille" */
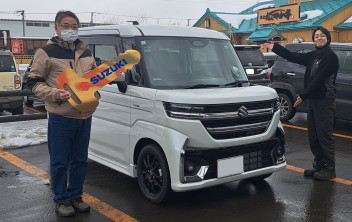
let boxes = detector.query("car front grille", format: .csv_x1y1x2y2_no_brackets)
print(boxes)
200,100,276,139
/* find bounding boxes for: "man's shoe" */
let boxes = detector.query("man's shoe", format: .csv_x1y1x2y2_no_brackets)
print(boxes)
304,162,322,177
70,197,90,212
56,202,75,217
304,168,320,177
314,169,336,181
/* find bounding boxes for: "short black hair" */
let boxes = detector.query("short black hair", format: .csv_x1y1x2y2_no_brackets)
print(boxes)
312,27,331,43
55,10,80,26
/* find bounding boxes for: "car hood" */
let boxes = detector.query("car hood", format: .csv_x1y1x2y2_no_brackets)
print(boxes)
155,86,277,104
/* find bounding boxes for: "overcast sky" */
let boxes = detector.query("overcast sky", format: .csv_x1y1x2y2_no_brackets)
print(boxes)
0,0,271,26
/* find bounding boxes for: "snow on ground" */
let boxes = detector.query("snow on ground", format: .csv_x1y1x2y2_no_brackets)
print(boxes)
0,119,47,149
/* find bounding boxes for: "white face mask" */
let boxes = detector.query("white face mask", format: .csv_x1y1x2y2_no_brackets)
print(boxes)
60,30,78,43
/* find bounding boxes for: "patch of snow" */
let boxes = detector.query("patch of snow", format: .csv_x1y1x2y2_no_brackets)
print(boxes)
300,10,323,22
344,16,352,24
0,119,47,149
217,14,257,29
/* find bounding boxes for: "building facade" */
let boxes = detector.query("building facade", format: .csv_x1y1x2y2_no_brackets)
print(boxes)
0,19,91,54
193,0,352,47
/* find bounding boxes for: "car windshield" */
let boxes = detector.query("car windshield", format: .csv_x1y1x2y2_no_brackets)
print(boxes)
0,55,16,72
235,47,266,66
136,37,248,89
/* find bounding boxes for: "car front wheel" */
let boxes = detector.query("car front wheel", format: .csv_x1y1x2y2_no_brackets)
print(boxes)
137,144,170,204
278,93,296,121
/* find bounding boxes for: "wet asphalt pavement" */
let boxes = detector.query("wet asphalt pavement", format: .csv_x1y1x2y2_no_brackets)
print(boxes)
0,110,351,222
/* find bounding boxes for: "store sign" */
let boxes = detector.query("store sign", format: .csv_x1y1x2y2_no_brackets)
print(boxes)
11,39,24,54
258,4,300,25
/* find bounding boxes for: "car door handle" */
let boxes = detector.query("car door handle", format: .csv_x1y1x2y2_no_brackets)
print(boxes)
287,72,296,76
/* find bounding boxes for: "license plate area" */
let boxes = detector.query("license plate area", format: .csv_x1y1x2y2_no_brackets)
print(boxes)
217,156,244,178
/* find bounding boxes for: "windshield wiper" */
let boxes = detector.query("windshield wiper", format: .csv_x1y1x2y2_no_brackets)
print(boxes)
223,80,249,87
185,84,221,89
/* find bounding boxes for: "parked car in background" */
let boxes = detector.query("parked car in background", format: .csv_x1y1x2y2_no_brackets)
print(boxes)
269,42,352,121
0,50,23,115
233,45,270,85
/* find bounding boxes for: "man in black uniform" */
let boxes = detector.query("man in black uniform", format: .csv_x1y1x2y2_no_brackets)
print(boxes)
264,27,339,180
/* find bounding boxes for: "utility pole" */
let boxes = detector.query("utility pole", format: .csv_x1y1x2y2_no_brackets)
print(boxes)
16,10,25,36
90,12,94,26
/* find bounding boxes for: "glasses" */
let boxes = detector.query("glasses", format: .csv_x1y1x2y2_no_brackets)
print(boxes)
59,24,79,29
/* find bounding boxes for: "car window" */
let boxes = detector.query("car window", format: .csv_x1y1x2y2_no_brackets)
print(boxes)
333,50,346,73
341,51,352,74
122,37,143,86
138,37,247,89
0,55,16,72
235,47,266,66
94,45,117,63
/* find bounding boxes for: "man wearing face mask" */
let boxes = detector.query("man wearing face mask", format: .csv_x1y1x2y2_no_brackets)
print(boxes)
26,10,98,217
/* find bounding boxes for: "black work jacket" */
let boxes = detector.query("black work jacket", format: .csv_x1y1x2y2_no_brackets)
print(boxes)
272,43,339,101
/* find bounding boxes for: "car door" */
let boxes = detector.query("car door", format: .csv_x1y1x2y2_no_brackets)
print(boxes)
335,50,352,121
84,36,132,170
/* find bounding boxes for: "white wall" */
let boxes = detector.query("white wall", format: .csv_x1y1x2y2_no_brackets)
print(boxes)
0,19,55,37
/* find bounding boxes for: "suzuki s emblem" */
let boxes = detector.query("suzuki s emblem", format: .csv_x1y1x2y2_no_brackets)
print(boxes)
238,105,248,118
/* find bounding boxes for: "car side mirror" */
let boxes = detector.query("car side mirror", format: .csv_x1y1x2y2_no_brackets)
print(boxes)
116,81,127,93
108,72,127,93
95,57,102,66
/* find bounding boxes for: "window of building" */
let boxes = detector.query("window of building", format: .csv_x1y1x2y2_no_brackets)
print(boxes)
26,22,50,27
205,18,211,29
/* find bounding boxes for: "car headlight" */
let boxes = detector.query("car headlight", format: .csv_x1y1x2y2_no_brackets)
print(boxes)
163,102,206,120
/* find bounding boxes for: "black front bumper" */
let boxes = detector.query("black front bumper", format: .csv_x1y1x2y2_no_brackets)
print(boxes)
182,127,285,181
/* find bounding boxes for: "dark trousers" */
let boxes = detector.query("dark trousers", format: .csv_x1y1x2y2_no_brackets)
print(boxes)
307,99,335,168
48,113,92,203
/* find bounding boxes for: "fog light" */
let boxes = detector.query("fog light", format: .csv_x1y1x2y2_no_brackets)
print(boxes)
185,162,195,173
276,148,283,156
275,146,285,164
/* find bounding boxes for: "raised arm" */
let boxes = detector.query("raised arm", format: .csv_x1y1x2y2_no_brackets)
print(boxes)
263,42,313,66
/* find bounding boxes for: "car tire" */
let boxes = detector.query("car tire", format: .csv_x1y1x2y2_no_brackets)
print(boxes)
278,93,296,122
23,85,34,107
11,104,24,115
137,144,170,204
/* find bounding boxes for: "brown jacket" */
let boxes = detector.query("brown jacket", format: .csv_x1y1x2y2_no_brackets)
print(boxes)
28,37,97,119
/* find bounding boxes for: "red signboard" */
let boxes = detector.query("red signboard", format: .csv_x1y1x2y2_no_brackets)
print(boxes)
11,39,24,54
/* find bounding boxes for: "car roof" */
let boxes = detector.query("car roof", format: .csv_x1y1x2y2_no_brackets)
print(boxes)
78,24,229,40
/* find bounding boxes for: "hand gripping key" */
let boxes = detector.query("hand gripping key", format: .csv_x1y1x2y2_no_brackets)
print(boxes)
57,50,141,112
